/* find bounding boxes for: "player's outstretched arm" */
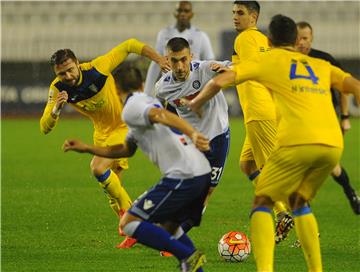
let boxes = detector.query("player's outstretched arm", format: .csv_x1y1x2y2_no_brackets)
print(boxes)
189,70,237,114
343,77,360,105
62,139,137,158
94,39,169,75
339,93,351,133
141,45,170,73
148,108,210,151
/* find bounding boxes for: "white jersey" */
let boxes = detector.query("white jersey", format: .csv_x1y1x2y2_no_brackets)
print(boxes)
122,92,211,179
144,25,215,97
155,60,230,140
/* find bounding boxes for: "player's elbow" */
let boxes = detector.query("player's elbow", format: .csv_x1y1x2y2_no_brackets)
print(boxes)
125,38,140,51
343,77,360,104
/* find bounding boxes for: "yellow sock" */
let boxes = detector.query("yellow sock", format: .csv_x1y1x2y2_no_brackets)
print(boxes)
108,197,120,216
293,208,322,272
98,170,132,215
273,201,288,218
250,208,274,272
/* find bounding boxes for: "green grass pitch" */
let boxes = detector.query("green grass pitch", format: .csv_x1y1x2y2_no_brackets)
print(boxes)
2,118,359,271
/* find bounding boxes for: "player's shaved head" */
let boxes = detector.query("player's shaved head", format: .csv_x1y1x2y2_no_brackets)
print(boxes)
50,49,77,66
269,14,298,47
114,65,143,93
166,37,190,52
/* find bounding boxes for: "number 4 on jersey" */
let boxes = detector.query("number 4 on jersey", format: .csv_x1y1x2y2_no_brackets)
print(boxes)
289,59,319,84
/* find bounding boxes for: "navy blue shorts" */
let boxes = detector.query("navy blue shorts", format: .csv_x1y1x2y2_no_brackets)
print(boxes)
204,128,230,187
128,173,211,226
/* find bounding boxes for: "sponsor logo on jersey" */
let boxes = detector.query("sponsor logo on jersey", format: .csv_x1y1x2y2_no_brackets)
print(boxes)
88,84,99,93
180,136,188,145
192,62,200,70
192,80,201,89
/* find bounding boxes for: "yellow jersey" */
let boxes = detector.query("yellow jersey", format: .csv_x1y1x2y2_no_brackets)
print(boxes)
232,27,276,123
40,39,145,140
231,48,350,148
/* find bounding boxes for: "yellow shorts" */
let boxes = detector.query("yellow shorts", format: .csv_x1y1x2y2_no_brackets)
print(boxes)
255,144,342,204
93,126,129,170
240,120,277,169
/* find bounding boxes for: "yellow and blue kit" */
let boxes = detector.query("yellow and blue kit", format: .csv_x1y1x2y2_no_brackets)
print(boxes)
40,38,145,149
232,48,349,149
232,48,349,202
232,27,276,123
40,39,146,219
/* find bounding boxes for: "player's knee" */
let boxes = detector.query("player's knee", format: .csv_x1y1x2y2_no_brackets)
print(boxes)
240,160,256,176
120,212,141,236
112,164,123,176
90,160,108,177
288,192,307,210
161,221,179,235
252,195,274,209
331,163,342,177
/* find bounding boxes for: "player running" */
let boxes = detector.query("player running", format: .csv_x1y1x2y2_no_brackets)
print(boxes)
40,39,169,248
232,1,294,243
188,14,360,272
63,65,210,272
155,37,230,237
296,21,360,215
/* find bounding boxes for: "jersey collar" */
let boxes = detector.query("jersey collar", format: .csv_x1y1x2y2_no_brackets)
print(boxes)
76,68,83,86
124,93,134,105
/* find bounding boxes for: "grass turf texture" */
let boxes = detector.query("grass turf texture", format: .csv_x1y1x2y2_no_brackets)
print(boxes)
2,118,360,271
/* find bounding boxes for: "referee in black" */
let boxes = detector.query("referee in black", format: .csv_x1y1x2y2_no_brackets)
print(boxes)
296,21,360,215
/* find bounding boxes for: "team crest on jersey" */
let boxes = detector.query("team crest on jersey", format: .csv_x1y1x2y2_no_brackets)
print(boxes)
192,62,200,70
192,80,201,90
88,84,99,93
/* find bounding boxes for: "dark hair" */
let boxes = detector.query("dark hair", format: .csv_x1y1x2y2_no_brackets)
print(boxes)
113,65,143,93
50,49,77,66
269,14,298,46
233,1,260,14
166,37,190,52
297,21,313,33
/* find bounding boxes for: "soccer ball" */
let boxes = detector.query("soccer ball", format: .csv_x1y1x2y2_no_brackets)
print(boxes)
218,231,251,262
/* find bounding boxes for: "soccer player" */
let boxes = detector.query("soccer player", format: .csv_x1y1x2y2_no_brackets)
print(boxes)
63,65,210,272
232,1,293,242
144,1,214,97
188,14,360,271
296,21,360,215
155,37,230,236
40,39,169,248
